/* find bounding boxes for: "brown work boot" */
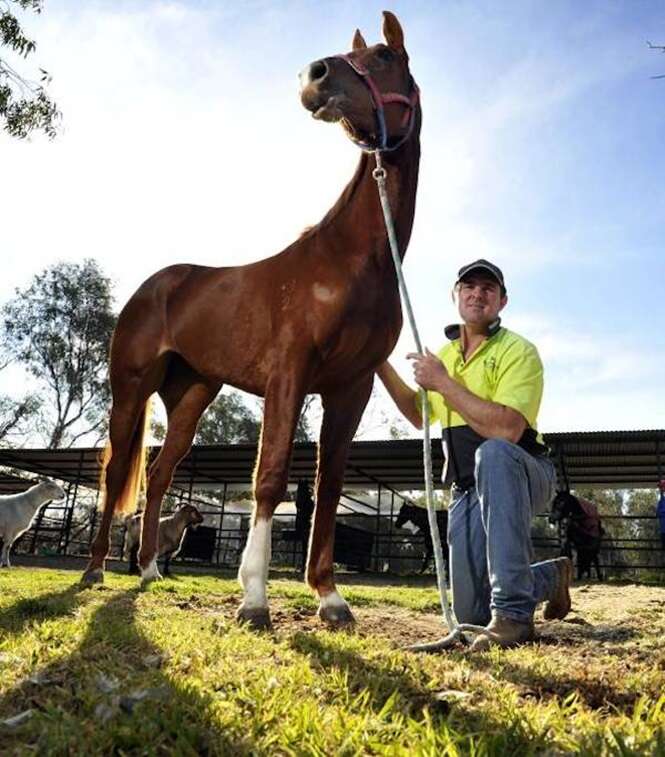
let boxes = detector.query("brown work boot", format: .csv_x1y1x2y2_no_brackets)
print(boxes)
469,612,535,651
543,556,573,620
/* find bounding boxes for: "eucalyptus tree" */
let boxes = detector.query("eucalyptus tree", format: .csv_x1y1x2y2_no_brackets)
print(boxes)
0,0,59,138
2,259,116,447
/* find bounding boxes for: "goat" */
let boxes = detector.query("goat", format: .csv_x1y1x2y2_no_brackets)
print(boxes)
0,480,66,567
124,504,203,577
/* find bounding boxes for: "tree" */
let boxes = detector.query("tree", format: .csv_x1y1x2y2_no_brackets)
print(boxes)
647,41,665,80
0,392,40,445
2,259,116,447
194,391,261,445
1,0,59,138
0,349,41,445
294,395,316,442
152,390,317,447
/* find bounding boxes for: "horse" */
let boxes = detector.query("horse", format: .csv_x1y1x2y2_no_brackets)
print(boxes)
0,479,65,567
80,11,421,631
394,502,449,574
549,490,604,580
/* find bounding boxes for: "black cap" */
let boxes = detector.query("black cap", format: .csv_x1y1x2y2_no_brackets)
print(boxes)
455,259,505,291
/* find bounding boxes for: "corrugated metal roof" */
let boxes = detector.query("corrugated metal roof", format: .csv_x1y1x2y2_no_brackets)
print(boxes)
0,429,663,493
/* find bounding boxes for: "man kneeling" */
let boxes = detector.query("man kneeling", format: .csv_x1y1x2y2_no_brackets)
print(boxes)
378,260,572,650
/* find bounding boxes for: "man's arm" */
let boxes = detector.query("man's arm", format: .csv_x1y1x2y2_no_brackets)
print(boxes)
376,361,423,429
409,349,527,442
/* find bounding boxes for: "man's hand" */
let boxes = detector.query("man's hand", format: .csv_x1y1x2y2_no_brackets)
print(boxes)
407,348,450,393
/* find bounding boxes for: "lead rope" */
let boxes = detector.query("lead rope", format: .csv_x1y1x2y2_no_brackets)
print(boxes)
372,151,489,651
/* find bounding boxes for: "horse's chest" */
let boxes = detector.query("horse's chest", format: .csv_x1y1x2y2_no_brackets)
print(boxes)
310,282,400,365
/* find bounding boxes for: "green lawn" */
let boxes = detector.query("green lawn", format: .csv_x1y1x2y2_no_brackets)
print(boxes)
0,567,664,755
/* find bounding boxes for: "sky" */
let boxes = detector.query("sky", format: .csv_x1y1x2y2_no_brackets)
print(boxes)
1,0,664,441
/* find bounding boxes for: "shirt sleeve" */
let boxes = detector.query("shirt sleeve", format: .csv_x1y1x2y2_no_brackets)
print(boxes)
491,340,544,428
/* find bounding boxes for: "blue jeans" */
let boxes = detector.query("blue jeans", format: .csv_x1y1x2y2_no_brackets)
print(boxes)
447,438,558,624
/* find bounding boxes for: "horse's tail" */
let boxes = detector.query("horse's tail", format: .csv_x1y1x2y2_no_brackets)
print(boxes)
98,399,152,515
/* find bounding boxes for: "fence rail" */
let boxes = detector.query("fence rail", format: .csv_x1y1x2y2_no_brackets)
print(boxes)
5,486,665,577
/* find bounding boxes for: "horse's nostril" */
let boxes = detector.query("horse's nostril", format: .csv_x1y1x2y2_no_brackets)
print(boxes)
309,59,328,83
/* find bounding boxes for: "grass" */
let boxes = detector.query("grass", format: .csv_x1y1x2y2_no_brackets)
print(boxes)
0,567,664,755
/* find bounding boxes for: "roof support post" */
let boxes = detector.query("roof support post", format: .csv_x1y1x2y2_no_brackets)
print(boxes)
62,450,84,555
217,482,227,565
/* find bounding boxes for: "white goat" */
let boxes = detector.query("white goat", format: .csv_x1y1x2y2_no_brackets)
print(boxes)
125,504,203,576
0,479,66,567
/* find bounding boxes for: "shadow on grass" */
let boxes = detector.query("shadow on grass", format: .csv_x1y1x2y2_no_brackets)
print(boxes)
0,586,251,754
287,631,574,753
288,630,438,717
0,585,83,636
461,621,647,711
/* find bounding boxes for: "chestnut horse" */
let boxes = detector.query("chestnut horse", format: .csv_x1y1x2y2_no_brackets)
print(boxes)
81,11,421,630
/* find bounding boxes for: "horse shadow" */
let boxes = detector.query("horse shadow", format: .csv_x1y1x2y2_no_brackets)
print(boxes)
286,631,563,752
0,583,246,753
0,584,83,637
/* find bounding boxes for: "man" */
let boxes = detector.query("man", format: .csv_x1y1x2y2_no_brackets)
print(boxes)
656,480,665,551
377,259,572,650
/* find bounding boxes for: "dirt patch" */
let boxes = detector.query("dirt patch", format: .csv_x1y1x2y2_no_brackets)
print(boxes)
236,582,665,662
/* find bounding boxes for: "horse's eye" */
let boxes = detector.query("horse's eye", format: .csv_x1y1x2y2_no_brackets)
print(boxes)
376,47,393,62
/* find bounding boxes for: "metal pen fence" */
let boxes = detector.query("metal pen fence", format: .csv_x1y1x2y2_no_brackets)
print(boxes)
6,481,665,578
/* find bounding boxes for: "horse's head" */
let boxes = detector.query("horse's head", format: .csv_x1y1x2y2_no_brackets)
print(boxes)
299,11,418,152
549,490,576,524
394,502,414,529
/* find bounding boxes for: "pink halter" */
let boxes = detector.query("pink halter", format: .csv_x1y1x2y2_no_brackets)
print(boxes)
335,53,419,152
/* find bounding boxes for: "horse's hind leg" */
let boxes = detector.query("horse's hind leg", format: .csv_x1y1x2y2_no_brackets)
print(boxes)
139,371,217,584
307,377,373,627
81,390,150,585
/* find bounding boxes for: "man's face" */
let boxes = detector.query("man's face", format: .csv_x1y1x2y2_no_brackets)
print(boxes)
456,273,507,327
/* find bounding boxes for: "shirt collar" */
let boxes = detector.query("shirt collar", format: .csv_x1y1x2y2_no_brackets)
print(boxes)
444,318,502,342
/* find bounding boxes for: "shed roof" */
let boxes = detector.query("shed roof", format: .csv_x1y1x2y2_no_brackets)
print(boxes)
0,429,663,493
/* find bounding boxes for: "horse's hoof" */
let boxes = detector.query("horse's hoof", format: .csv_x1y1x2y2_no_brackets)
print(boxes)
236,605,272,631
318,603,356,629
80,568,104,587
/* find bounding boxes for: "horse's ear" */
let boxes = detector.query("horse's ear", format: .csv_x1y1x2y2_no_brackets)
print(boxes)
382,11,405,53
352,28,367,51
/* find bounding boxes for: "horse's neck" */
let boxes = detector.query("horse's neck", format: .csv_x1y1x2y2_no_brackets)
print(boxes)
318,129,421,263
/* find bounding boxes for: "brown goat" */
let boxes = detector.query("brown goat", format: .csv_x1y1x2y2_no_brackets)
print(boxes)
125,504,203,576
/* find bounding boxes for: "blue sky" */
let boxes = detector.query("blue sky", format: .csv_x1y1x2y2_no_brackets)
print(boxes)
1,0,664,437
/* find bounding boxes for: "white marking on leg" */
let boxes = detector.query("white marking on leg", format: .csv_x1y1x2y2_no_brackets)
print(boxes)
319,590,348,611
238,518,272,609
141,558,162,582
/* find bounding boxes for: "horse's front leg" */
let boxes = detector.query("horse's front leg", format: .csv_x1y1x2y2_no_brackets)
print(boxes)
237,373,308,630
307,377,373,627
